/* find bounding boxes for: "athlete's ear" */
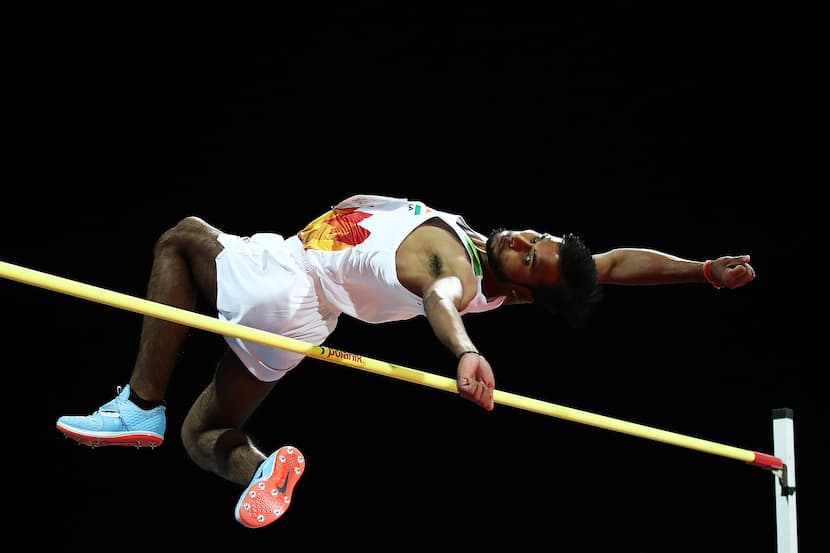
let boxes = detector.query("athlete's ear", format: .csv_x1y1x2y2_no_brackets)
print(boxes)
510,286,533,304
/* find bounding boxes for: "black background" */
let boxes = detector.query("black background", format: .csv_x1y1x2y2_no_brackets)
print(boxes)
4,6,817,551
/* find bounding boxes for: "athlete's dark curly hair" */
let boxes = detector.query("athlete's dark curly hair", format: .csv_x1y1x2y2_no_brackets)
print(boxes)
531,233,602,328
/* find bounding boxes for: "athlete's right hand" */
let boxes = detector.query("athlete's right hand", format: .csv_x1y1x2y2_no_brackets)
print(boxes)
456,352,495,411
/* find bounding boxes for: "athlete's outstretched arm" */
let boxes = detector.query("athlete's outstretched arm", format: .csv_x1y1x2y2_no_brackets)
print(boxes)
593,249,755,289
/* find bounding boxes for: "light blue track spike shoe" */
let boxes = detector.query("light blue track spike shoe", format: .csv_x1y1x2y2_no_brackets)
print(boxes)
235,445,306,528
56,385,166,448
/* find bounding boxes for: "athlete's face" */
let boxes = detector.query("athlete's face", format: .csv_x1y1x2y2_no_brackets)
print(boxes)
485,229,562,286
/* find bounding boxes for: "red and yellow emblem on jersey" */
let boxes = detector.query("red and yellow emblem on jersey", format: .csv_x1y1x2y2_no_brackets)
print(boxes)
298,208,372,251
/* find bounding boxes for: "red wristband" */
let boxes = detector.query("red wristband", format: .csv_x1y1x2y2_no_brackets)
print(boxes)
703,260,722,289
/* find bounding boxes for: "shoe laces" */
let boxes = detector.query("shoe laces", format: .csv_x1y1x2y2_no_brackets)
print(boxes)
97,386,126,415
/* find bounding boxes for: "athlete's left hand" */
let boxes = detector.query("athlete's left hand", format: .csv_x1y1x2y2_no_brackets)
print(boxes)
711,255,756,289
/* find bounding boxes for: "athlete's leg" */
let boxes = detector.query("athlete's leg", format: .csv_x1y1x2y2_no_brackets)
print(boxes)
181,348,279,485
128,216,225,402
56,216,229,447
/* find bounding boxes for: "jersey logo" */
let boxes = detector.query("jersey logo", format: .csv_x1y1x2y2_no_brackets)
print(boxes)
408,202,433,216
299,208,372,251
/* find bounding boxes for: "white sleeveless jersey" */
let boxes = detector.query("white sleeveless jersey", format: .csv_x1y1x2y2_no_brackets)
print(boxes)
294,194,505,323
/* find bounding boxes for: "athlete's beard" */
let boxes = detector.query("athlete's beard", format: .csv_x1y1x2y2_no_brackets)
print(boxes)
485,228,509,282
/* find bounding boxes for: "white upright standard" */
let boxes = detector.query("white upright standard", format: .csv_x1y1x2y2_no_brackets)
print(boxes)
772,408,798,553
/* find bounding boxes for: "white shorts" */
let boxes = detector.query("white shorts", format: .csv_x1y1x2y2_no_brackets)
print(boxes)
215,233,339,382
